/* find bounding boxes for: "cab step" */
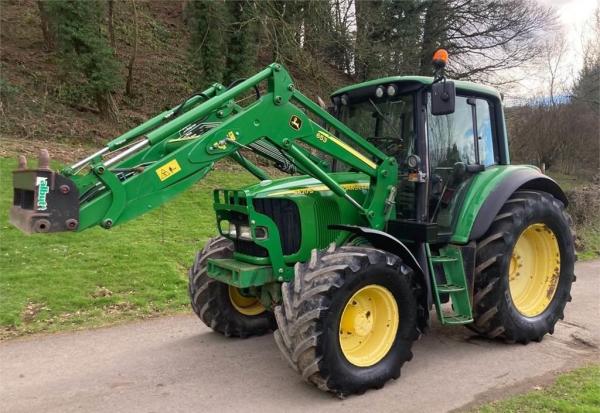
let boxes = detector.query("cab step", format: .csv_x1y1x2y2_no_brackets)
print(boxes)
426,244,473,325
441,315,473,325
430,255,457,264
436,284,465,293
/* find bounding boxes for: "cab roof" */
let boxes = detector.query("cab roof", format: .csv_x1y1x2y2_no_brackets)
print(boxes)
331,76,501,101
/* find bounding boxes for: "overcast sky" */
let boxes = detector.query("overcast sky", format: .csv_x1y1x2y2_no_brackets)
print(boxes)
505,0,598,101
539,0,598,65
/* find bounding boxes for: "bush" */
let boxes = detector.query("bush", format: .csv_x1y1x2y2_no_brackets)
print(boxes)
46,0,121,120
0,76,19,99
565,184,600,227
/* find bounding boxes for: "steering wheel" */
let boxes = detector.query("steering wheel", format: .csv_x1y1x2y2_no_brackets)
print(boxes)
366,136,403,153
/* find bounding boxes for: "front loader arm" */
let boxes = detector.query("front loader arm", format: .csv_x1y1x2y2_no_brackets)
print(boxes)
10,63,398,234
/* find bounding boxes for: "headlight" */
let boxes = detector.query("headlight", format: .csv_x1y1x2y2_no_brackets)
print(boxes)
219,220,230,234
228,222,237,238
254,226,268,240
238,225,252,240
375,86,385,98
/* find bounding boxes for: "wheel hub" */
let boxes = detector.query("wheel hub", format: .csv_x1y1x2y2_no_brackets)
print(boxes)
509,223,561,317
228,286,266,316
339,285,399,367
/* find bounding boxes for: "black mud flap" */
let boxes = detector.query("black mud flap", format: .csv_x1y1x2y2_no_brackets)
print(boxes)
9,152,80,234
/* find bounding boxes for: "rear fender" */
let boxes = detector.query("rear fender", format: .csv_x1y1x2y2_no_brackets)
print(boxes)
453,166,567,243
469,170,567,242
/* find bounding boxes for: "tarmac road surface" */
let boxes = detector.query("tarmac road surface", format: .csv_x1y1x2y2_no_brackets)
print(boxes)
1,260,598,413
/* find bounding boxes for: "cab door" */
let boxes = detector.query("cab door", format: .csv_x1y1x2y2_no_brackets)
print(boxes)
426,94,498,238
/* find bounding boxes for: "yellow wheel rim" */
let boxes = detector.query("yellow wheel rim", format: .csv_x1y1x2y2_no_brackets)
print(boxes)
509,223,561,317
228,286,265,316
339,285,399,367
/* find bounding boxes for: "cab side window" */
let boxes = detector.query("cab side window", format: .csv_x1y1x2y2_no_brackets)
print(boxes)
427,96,496,169
427,94,496,230
428,95,476,169
476,99,495,166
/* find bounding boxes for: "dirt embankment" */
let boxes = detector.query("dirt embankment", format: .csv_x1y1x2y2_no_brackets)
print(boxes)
0,1,352,164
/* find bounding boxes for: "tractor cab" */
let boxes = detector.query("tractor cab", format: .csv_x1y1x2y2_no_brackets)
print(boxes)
330,73,507,242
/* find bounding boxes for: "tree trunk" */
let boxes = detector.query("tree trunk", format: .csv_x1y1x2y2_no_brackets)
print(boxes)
37,1,56,51
125,0,138,97
108,0,116,51
96,91,118,122
181,0,189,22
419,0,446,75
354,0,369,80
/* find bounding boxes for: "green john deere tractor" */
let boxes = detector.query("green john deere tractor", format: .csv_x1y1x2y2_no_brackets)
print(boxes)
10,50,575,396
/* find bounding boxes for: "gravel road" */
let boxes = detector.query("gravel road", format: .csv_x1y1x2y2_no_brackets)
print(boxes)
1,260,598,413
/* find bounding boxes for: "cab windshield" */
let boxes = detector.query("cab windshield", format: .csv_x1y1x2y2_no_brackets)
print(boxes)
337,93,416,165
336,92,417,219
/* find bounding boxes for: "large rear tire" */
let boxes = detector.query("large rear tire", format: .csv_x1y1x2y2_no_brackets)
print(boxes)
470,190,576,343
189,236,276,337
274,244,422,396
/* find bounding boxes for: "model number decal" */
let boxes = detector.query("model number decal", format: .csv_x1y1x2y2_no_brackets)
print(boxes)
268,182,369,197
315,131,377,169
156,159,182,182
316,131,329,143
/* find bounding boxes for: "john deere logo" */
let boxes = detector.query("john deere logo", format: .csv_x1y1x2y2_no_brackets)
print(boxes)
36,176,49,211
289,115,302,131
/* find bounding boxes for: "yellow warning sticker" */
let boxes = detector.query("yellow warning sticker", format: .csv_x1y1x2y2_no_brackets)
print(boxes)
156,159,182,182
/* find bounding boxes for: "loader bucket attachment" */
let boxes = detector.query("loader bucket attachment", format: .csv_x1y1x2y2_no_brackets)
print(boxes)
9,151,80,234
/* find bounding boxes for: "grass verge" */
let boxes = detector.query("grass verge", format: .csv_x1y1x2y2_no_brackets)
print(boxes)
1,159,598,339
0,157,257,338
577,216,600,261
473,365,600,413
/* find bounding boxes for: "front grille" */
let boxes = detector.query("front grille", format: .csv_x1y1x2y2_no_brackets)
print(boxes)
314,198,340,248
234,239,268,257
253,198,301,255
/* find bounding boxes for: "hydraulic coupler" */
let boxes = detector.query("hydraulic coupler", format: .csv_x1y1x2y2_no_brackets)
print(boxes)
10,150,80,234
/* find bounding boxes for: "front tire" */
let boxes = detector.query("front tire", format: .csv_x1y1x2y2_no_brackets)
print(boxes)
470,190,576,343
274,244,422,396
189,236,276,337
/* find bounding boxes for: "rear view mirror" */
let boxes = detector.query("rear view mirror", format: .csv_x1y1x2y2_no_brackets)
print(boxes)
431,81,455,115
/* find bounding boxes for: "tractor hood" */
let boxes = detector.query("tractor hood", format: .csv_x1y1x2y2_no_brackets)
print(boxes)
212,172,370,268
240,172,370,198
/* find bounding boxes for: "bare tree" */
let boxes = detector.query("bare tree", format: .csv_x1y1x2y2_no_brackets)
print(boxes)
543,34,568,106
107,0,116,50
441,0,557,82
36,1,56,50
125,0,138,97
351,0,556,84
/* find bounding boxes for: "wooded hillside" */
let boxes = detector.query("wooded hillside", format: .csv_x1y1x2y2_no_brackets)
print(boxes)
0,0,598,178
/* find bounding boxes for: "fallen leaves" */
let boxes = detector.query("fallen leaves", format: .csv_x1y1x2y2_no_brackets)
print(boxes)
91,286,113,298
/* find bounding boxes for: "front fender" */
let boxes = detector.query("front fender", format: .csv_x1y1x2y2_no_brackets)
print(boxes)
330,224,430,330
